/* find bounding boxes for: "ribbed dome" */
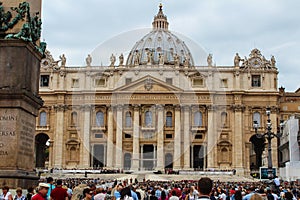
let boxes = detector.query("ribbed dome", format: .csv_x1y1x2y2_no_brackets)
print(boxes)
126,4,194,67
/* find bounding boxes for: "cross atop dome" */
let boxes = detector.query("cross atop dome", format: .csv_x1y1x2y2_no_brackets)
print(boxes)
152,4,169,30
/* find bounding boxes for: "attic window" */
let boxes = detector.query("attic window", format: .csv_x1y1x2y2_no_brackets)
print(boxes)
166,78,172,85
95,78,106,87
126,78,132,85
193,78,204,87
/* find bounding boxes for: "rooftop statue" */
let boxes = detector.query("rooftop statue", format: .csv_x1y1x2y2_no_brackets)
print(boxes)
207,54,213,66
110,53,116,66
234,53,241,67
86,54,92,66
158,53,164,65
119,53,124,66
271,55,276,67
59,54,66,66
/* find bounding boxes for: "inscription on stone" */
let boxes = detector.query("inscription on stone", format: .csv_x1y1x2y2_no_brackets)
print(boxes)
0,111,17,157
18,119,35,157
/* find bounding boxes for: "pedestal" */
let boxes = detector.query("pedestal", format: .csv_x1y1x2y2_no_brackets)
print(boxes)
0,40,43,188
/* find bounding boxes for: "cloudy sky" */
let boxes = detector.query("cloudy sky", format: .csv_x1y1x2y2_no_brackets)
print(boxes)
41,0,300,92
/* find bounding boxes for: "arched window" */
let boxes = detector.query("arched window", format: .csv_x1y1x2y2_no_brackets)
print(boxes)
221,112,227,126
145,111,152,126
39,111,47,126
96,111,104,127
194,111,203,126
125,111,132,128
71,112,78,126
166,112,173,127
253,112,261,127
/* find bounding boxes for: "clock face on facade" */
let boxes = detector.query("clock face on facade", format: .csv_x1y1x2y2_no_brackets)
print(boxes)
250,57,262,68
41,58,51,68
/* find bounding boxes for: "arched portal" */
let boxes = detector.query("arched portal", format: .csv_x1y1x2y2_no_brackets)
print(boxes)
249,135,265,170
35,133,50,168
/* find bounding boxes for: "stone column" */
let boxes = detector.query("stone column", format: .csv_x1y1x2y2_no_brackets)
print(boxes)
156,105,164,170
132,105,140,170
115,105,123,169
207,105,215,168
270,108,279,168
53,105,65,168
106,106,114,168
140,145,144,170
81,105,91,168
233,105,244,174
183,106,191,169
173,105,181,169
153,144,157,169
191,145,194,168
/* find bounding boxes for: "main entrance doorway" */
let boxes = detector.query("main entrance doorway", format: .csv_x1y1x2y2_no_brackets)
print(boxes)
142,145,155,170
193,145,205,170
93,144,104,168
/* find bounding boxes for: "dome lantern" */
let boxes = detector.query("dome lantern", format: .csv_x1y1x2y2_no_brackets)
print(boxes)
152,4,169,30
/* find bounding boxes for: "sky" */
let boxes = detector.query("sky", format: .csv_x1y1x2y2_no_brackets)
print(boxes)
41,0,300,92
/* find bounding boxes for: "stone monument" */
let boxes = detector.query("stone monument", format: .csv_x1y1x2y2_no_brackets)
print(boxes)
0,0,45,188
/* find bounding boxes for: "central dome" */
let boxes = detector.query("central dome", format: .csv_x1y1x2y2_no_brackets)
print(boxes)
126,4,194,67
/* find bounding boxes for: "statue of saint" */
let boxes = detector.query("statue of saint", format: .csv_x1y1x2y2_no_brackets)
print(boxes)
147,50,152,64
110,53,116,66
271,55,276,67
207,54,212,66
184,54,191,67
59,54,66,66
86,54,92,66
134,51,140,65
119,53,124,66
234,53,241,67
174,54,180,66
158,53,164,65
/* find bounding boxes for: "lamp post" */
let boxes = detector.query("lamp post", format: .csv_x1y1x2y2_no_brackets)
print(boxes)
253,107,284,180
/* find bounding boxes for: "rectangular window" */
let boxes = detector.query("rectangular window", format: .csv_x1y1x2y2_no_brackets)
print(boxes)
193,78,204,87
166,78,173,85
40,75,49,87
95,134,103,139
166,134,173,139
125,133,131,139
220,79,228,88
72,78,79,88
125,78,132,85
195,134,203,139
95,78,106,87
252,75,261,87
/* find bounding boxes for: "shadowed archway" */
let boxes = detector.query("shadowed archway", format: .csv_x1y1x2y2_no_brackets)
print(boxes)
35,133,50,168
250,134,265,170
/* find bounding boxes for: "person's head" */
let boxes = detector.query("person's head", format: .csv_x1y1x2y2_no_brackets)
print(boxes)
250,194,263,200
16,188,22,195
120,187,132,200
234,190,243,200
27,187,34,194
2,186,9,194
46,177,54,184
83,188,93,199
198,177,213,196
38,183,49,197
56,179,63,186
171,190,177,196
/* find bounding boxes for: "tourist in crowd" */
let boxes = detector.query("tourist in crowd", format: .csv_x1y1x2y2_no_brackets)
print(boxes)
82,188,93,200
243,187,256,200
26,187,35,200
197,177,213,200
0,186,13,200
169,191,179,200
46,177,55,200
94,187,106,200
120,187,133,200
50,179,68,200
114,184,124,200
249,194,263,200
232,190,242,200
14,188,25,200
32,183,49,200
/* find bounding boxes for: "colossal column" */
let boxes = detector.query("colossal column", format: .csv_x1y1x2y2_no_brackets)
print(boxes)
115,105,123,168
173,105,181,169
207,105,215,168
156,105,164,170
53,105,65,168
233,104,244,175
81,105,91,168
106,106,114,167
132,105,140,170
183,106,191,169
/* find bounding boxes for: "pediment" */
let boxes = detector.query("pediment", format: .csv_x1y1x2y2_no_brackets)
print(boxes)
115,75,183,93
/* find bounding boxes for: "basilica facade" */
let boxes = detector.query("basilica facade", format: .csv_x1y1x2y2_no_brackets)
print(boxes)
35,5,282,175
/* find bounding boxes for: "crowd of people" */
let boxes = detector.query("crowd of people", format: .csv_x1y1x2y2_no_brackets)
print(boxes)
0,177,299,200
